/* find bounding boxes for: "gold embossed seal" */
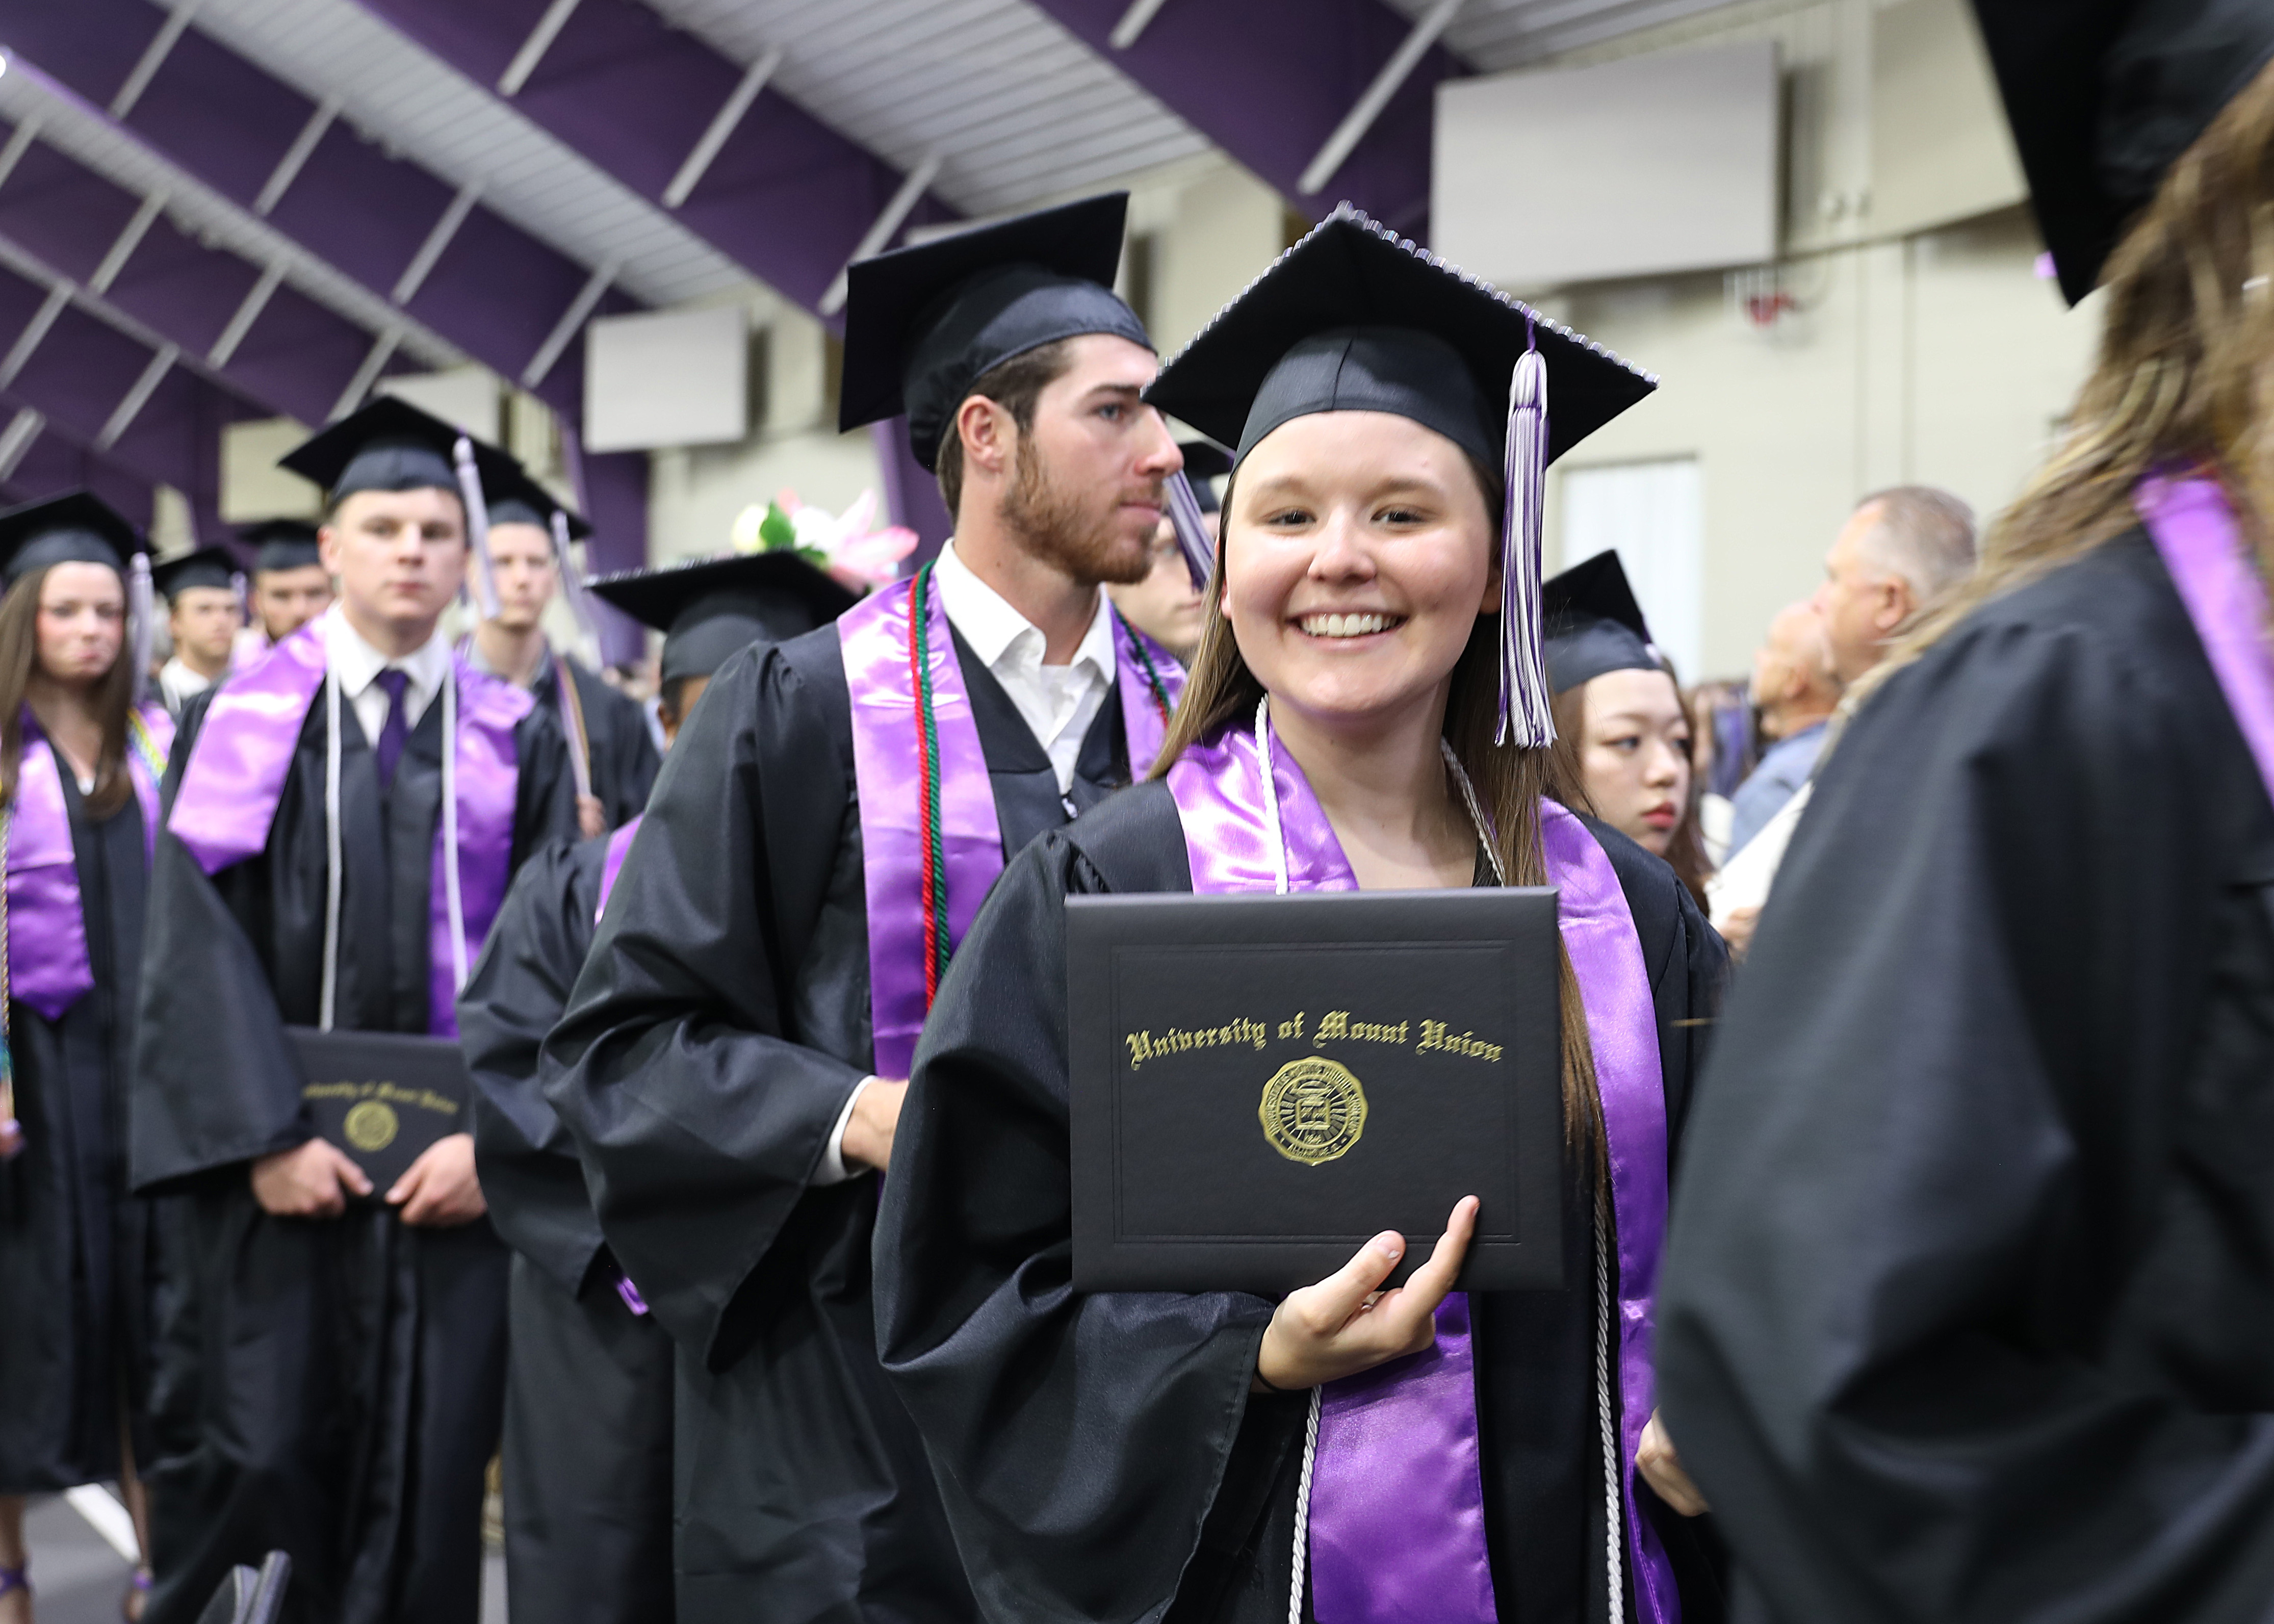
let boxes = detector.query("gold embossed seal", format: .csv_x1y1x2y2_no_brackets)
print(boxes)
1258,1058,1368,1166
344,1100,399,1154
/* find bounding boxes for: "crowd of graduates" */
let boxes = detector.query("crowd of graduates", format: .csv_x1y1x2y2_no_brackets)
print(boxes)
7,4,2274,1621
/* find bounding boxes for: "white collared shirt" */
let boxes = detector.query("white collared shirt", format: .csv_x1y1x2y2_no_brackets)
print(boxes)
931,538,1116,796
158,656,214,716
813,539,1120,1185
318,607,453,750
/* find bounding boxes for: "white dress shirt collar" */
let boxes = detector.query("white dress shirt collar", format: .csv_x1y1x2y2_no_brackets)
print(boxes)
931,540,1117,792
319,606,453,743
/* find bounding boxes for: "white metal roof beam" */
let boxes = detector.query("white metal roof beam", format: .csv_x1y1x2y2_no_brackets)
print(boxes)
662,47,785,210
520,257,616,388
0,407,45,481
818,150,943,317
1110,0,1175,49
96,342,179,449
89,190,167,296
0,283,72,392
331,329,401,421
1299,0,1464,194
393,179,482,305
112,0,202,121
206,260,285,368
0,120,43,195
498,0,585,97
255,93,342,217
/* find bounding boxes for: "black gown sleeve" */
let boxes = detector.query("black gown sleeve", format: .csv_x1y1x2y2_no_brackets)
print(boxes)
1655,541,2274,1623
459,836,605,1295
510,704,582,862
130,689,312,1193
875,785,1284,1624
542,643,870,1364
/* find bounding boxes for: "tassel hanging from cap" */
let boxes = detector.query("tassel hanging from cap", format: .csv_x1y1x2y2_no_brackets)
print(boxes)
452,434,500,621
550,507,602,654
1497,326,1554,748
1163,469,1216,592
126,551,154,710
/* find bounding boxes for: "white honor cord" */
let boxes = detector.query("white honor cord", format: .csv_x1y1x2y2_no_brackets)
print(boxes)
320,669,343,1033
441,670,469,994
1253,697,1290,897
1597,1193,1625,1624
1288,1384,1321,1624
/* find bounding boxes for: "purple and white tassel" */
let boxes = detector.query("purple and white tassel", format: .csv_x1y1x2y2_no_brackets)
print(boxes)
453,434,500,621
550,507,602,654
1498,330,1554,747
126,551,154,708
1164,468,1216,592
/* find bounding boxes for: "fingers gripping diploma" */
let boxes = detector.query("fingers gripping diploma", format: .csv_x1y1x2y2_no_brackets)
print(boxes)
386,1132,487,1227
251,1138,374,1218
1256,1197,1481,1392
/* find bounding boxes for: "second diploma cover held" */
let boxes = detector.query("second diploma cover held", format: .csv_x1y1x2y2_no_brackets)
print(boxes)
1067,888,1562,1295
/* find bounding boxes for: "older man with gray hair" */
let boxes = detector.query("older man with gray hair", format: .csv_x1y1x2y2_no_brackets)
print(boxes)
1727,600,1843,857
1813,484,1978,682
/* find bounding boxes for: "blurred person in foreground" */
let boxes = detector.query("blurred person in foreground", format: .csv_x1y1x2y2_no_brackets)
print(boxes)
1723,603,1839,858
1108,439,1225,664
0,497,171,1624
1545,552,1713,912
1709,490,1975,956
1657,9,2274,1620
458,550,855,1624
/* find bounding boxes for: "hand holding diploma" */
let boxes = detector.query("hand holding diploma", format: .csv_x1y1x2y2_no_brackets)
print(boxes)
843,1078,910,1174
1254,1196,1479,1391
387,1132,487,1227
252,1138,373,1217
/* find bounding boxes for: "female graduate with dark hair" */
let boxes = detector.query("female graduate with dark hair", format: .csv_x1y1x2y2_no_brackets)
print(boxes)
874,209,1727,1624
0,494,171,1621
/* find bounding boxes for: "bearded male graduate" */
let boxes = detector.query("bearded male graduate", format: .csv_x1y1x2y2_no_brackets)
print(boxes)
542,191,1186,1621
130,397,579,1624
463,468,657,837
1655,7,2274,1622
458,549,854,1624
241,520,332,647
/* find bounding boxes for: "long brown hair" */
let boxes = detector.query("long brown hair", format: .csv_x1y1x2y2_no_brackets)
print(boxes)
1150,456,1609,1166
1551,671,1713,916
1856,55,2274,705
0,562,138,818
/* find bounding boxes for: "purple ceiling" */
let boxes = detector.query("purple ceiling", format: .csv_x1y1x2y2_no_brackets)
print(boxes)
357,0,958,315
1027,0,1459,239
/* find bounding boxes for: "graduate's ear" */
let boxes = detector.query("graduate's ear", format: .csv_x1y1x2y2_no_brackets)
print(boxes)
955,394,1015,483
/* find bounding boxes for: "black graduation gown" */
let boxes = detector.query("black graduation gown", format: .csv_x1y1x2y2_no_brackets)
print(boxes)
1653,529,2274,1623
872,781,1729,1624
131,680,577,1624
543,620,1136,1623
457,833,673,1624
544,654,658,830
0,755,154,1491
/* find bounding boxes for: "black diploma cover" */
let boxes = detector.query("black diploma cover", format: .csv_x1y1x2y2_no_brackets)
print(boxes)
287,1027,474,1194
1067,889,1562,1295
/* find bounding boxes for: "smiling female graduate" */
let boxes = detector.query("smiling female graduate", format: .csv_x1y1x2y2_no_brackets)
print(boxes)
872,208,1730,1624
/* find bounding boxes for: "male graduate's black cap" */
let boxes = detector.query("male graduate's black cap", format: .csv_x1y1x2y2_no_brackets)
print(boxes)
1178,440,1233,514
1971,0,2274,306
837,192,1152,471
485,465,591,539
278,395,516,507
1542,551,1662,695
588,552,861,686
1145,205,1654,472
239,519,324,575
0,492,144,586
151,545,240,599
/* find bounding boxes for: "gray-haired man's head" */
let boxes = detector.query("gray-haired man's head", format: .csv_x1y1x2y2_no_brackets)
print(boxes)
1814,485,1977,683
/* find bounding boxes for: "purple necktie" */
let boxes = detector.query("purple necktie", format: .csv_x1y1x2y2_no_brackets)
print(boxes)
373,667,410,788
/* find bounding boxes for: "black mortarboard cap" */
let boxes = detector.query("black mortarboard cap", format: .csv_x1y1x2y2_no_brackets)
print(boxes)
240,519,323,575
588,552,861,686
485,465,592,540
1543,551,1662,694
0,492,143,585
1147,207,1655,470
838,193,1152,471
1178,440,1233,514
152,545,240,598
278,395,516,504
1972,0,2274,306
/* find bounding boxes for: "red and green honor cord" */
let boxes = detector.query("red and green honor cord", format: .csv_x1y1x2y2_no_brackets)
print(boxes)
909,563,951,1009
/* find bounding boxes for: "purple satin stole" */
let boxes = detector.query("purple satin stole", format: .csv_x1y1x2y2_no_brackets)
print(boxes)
837,576,1183,1080
596,812,641,924
2139,475,2274,805
1164,723,1678,1624
167,616,531,1039
6,704,169,1021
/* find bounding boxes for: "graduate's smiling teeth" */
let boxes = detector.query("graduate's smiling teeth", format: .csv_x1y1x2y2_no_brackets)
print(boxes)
1296,611,1401,638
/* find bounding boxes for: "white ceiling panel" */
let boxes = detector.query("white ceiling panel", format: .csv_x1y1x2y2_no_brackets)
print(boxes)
1385,0,1758,70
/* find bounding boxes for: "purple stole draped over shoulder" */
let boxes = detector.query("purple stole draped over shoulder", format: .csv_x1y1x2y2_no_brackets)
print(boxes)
6,703,170,1021
1164,722,1679,1624
167,614,531,1039
597,812,641,924
836,573,1182,1080
2139,474,2274,808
